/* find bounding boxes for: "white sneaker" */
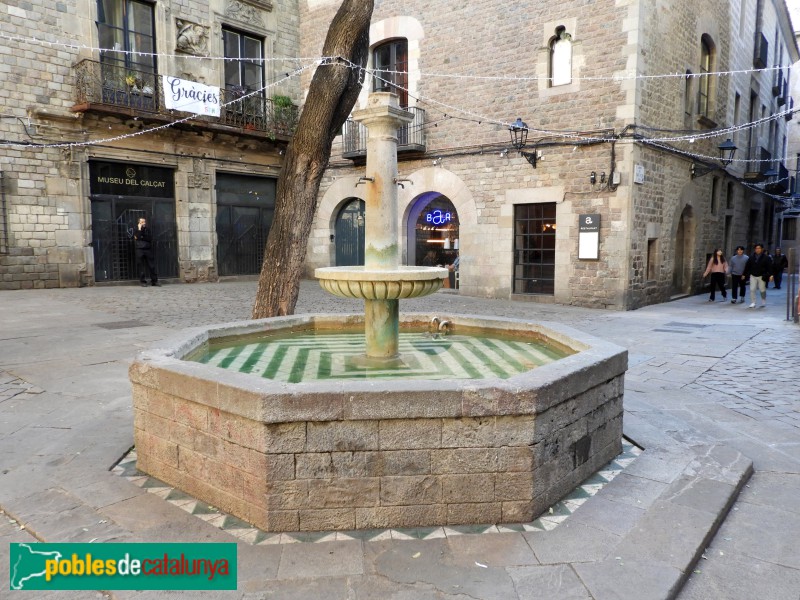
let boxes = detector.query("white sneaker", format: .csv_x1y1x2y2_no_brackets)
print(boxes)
748,303,756,308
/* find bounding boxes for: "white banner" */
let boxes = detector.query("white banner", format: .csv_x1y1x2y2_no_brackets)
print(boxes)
162,76,221,117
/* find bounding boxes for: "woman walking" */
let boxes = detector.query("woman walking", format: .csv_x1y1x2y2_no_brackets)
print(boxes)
703,249,728,302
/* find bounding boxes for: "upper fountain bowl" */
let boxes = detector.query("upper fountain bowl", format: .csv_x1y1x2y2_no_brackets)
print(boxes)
315,266,448,300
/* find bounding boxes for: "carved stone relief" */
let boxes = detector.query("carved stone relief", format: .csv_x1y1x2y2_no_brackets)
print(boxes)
224,1,270,27
176,19,210,56
189,158,211,190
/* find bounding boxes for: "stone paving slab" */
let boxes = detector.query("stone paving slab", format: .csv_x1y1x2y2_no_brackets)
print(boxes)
0,281,798,598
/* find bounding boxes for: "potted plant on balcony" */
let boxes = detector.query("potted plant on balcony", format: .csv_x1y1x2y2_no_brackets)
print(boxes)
125,72,155,109
272,94,295,133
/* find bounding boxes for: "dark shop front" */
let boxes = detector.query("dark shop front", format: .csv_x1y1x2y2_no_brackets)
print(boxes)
89,161,178,282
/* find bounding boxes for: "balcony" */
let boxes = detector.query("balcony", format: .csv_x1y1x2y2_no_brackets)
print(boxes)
765,162,789,195
72,59,298,140
342,106,426,160
743,146,771,182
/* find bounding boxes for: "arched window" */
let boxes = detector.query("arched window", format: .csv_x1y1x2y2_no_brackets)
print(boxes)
373,38,408,106
698,35,714,118
549,27,572,87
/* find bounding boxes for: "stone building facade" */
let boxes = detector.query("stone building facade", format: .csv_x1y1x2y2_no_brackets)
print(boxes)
0,0,299,289
785,29,800,250
1,0,796,308
301,0,798,309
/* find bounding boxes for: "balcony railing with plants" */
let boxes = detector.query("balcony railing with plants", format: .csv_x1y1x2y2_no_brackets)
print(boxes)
73,59,298,137
342,106,425,159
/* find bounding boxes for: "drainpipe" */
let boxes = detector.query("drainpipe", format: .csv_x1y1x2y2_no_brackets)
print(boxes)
0,170,7,254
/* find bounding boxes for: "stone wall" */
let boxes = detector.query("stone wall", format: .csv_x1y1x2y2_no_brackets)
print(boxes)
301,0,797,309
132,376,623,532
302,0,632,308
0,0,299,288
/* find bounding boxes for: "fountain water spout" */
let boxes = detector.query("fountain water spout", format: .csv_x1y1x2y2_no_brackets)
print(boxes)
315,93,448,362
429,316,440,333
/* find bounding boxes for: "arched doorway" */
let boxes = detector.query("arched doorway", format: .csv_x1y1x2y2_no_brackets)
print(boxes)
672,205,695,296
408,193,459,286
335,198,365,266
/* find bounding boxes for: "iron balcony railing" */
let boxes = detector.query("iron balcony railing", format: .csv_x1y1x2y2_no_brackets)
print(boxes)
342,106,426,159
73,59,298,137
743,145,771,180
765,162,790,195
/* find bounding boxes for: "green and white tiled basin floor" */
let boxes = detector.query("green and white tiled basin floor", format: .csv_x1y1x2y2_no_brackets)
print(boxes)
188,331,570,382
112,439,641,544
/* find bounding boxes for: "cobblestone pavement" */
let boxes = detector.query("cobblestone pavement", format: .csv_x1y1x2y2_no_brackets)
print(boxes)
687,326,800,428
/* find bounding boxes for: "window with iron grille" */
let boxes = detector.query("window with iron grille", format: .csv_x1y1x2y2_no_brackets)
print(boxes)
513,203,557,295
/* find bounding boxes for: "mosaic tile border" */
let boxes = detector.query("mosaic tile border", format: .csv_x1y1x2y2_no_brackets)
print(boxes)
111,439,642,545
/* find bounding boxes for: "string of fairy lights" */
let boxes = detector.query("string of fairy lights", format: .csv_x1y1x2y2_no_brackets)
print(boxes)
357,58,796,150
1,30,798,179
0,31,790,79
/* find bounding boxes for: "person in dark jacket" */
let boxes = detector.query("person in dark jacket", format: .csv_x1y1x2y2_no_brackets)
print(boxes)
133,217,160,287
771,247,788,289
743,243,771,308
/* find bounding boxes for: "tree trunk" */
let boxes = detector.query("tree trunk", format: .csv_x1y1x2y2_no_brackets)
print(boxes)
252,0,374,319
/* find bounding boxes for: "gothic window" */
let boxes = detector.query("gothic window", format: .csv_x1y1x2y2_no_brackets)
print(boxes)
549,26,572,87
96,0,156,75
698,35,714,118
373,39,408,106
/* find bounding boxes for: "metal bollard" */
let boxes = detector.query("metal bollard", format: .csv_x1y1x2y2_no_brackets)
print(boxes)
789,247,798,323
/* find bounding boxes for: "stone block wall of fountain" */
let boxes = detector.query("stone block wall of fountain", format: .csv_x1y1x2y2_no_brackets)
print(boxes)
130,314,625,532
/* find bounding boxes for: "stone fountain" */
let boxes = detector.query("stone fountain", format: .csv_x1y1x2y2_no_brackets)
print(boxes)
128,94,627,534
316,93,448,363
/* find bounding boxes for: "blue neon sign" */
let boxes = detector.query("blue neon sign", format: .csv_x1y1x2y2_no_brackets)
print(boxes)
425,210,453,226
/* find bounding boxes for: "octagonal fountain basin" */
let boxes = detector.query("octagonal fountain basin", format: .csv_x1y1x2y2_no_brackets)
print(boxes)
129,313,626,533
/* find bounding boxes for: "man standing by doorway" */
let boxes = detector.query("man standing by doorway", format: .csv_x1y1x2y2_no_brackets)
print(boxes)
744,243,771,308
771,247,788,290
133,217,161,287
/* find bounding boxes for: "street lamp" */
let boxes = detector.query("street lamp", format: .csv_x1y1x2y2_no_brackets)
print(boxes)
509,117,528,149
508,117,537,167
691,138,739,178
718,138,737,166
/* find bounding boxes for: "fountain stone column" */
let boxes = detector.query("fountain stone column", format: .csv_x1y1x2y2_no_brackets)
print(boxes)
316,93,448,362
